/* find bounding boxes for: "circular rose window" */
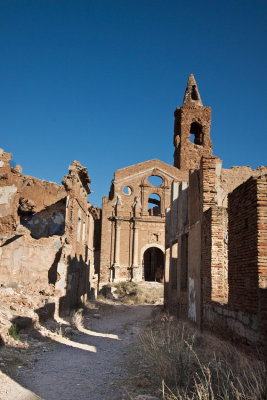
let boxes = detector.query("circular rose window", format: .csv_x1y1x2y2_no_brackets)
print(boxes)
123,186,132,195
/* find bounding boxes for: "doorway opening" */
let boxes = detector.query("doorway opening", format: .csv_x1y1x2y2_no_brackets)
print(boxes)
143,247,164,282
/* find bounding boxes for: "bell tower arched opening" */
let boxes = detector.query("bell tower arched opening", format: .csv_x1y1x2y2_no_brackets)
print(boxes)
190,122,203,145
143,247,164,282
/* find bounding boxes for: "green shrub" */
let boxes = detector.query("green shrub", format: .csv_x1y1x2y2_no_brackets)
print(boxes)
9,324,20,341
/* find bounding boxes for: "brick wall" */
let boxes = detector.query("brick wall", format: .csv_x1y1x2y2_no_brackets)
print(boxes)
200,156,218,212
202,175,267,351
201,157,228,305
257,175,267,351
228,178,258,313
228,179,258,314
228,174,267,349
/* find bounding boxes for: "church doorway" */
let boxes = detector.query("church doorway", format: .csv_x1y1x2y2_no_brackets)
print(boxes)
143,247,164,282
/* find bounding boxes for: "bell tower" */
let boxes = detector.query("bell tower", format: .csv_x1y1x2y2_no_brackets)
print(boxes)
173,74,212,170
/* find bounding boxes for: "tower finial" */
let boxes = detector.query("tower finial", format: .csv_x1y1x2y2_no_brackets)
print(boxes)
183,74,203,106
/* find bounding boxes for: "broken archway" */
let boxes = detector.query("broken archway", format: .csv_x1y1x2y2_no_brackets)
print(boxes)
143,247,164,282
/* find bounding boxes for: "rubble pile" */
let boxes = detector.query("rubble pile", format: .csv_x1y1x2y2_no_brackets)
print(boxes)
0,285,55,347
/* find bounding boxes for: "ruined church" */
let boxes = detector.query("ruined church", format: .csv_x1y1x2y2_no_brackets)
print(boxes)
0,74,266,352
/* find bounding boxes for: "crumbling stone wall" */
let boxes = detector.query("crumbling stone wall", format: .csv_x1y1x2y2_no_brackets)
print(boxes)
0,149,66,237
0,235,62,292
0,149,67,292
0,149,98,314
54,161,100,312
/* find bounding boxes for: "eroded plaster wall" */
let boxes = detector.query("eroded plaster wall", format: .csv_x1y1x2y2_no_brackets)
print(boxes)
0,235,62,292
0,149,98,314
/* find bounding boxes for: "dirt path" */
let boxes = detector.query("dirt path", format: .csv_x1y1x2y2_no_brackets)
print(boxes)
0,304,155,400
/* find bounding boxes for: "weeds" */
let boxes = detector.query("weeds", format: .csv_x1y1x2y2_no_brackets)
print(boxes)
138,314,266,400
70,310,83,330
8,324,19,341
111,281,163,304
85,300,98,310
114,281,138,298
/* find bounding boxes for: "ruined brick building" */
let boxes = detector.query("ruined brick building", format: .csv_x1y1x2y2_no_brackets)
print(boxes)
0,74,266,353
0,150,100,314
165,75,267,352
99,160,187,284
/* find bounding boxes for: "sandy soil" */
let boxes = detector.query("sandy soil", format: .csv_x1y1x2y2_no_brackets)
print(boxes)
0,303,155,400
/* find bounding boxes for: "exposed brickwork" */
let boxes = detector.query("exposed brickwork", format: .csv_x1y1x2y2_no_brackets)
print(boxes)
257,175,267,290
258,176,267,349
202,206,228,304
173,76,212,171
200,157,219,211
228,178,258,313
200,162,267,348
227,175,267,348
166,75,267,354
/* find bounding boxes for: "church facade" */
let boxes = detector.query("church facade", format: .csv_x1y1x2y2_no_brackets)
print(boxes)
99,159,187,285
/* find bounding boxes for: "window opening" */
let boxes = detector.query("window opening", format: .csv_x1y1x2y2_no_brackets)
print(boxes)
77,209,82,242
190,122,203,145
123,186,132,195
171,242,178,289
148,175,163,187
190,85,198,101
181,234,188,290
82,222,86,241
148,193,161,216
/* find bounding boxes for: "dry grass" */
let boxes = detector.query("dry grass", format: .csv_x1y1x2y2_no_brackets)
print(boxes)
70,310,83,330
138,313,266,400
85,300,99,310
111,281,163,304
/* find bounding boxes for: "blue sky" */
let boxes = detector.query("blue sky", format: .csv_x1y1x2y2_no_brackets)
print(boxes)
0,0,266,207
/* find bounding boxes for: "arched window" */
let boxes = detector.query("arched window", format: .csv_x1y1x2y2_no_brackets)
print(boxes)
148,193,161,216
190,122,203,145
148,175,163,187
